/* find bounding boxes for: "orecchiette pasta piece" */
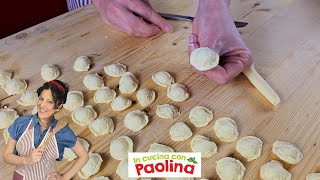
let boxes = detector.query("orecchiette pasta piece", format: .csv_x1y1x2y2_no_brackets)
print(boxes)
119,72,139,94
73,56,91,72
167,83,189,102
216,157,246,180
94,87,116,103
110,136,133,160
91,177,110,180
17,90,38,106
111,96,132,111
104,63,127,77
83,73,104,90
170,122,192,141
236,136,263,161
71,105,97,126
41,64,60,81
190,47,219,71
136,88,156,107
0,70,12,86
189,106,213,127
272,140,303,164
214,117,239,142
0,108,19,129
124,110,149,132
64,91,84,111
190,135,217,158
306,173,320,180
152,71,174,87
78,153,103,179
148,143,174,152
156,104,179,119
89,117,114,136
2,79,27,95
260,160,291,180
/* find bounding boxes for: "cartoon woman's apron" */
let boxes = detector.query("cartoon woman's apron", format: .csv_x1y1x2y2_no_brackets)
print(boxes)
13,118,59,180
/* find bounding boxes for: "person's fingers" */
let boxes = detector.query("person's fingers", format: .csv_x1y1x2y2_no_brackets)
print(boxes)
204,54,251,84
125,0,172,32
115,9,161,37
188,34,200,56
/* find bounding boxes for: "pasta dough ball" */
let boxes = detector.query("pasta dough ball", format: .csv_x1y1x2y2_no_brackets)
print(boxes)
92,177,110,180
214,117,239,142
64,138,90,161
260,160,291,180
190,135,217,158
89,117,114,136
116,159,138,180
136,88,156,107
111,96,132,111
189,106,213,127
73,56,91,72
0,70,12,86
272,141,303,164
94,87,116,103
167,83,189,102
17,90,38,106
71,105,97,126
119,72,139,94
236,136,263,161
216,157,246,180
170,122,192,141
64,91,84,111
148,143,174,152
190,47,220,71
41,64,60,81
2,79,27,95
152,71,174,87
0,108,19,129
78,153,103,179
104,63,127,77
3,128,9,144
83,73,104,90
306,173,320,180
124,110,149,132
110,136,133,160
156,104,179,119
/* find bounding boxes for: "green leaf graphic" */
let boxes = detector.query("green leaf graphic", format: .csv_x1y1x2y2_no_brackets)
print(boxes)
193,161,198,164
187,157,193,162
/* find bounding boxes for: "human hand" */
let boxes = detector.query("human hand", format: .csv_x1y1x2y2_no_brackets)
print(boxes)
188,0,253,84
25,148,44,164
92,0,172,37
48,173,65,180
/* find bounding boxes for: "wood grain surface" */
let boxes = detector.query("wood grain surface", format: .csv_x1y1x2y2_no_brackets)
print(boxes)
1,0,320,179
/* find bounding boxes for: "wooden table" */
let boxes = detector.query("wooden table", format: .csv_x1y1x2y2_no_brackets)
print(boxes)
1,0,320,179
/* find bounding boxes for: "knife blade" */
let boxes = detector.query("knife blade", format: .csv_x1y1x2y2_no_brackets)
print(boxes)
158,12,248,28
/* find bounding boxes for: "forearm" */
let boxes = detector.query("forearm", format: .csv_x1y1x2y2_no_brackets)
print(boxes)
62,156,88,180
3,154,30,166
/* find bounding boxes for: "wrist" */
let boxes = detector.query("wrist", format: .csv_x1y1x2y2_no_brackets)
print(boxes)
22,156,31,165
